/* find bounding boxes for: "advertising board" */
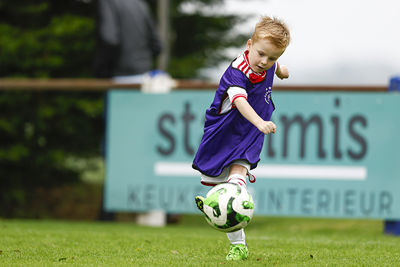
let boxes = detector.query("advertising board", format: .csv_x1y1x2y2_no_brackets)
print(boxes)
105,91,400,219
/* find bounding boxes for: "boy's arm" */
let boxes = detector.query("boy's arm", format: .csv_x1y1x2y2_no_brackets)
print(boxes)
275,63,289,79
234,97,276,134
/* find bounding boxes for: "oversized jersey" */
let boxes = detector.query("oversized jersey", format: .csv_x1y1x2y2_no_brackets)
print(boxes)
192,51,277,177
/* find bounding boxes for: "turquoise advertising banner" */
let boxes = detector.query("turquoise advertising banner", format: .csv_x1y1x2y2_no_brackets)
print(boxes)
104,91,400,219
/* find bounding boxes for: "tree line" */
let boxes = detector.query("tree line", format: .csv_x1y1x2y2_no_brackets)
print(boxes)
0,0,247,217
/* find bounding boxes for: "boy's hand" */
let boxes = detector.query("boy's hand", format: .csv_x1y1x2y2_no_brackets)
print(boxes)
256,120,276,134
233,97,276,134
276,64,289,79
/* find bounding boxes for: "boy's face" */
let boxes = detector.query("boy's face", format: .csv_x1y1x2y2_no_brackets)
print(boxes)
246,38,285,73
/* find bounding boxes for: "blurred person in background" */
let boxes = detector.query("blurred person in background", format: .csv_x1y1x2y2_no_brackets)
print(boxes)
93,0,162,221
93,0,162,82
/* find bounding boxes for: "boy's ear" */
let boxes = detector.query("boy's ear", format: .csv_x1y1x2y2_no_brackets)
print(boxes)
246,39,252,50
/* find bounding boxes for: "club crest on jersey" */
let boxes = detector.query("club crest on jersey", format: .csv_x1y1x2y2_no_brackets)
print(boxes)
264,87,272,104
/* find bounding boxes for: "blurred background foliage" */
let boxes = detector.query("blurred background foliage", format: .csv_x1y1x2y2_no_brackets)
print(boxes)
0,0,247,78
0,0,247,218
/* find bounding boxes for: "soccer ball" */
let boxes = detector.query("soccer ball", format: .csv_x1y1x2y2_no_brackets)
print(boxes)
202,183,254,232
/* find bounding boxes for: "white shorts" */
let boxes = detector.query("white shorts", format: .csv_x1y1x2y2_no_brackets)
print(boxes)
201,160,250,186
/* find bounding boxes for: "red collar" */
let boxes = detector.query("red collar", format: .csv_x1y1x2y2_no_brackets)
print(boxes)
243,50,266,83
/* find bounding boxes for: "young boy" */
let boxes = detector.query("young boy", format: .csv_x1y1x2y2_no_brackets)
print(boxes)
192,16,290,260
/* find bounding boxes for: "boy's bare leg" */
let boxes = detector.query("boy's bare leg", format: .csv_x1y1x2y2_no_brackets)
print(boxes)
227,164,247,186
229,164,247,176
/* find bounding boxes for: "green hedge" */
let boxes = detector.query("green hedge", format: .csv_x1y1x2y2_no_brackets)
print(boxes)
0,91,104,217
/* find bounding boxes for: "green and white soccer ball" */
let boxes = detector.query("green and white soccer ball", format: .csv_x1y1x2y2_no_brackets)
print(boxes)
203,183,254,232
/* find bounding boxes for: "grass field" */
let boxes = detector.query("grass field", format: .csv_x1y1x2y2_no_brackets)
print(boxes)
1,215,400,266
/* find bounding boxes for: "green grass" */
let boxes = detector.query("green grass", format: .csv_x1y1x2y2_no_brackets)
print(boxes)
1,215,400,266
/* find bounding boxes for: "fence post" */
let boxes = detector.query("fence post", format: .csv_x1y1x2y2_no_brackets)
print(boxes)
384,76,400,235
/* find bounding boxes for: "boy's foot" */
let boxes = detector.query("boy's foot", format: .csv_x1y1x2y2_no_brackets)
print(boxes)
195,196,205,213
226,244,248,261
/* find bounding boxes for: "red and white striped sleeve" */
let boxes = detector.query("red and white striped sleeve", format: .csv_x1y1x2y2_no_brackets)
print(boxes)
227,86,247,105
